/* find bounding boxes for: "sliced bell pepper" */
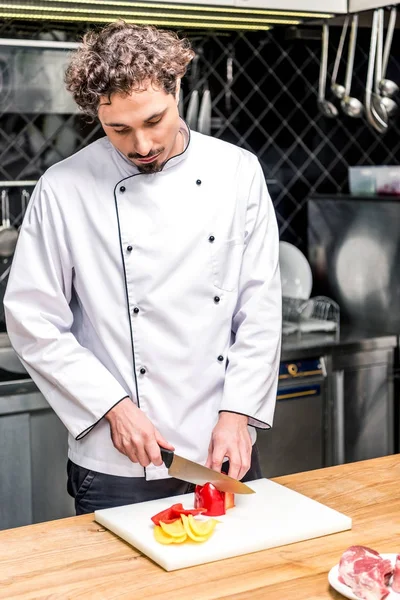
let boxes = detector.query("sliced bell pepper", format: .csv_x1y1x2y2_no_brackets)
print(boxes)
187,514,219,537
151,503,184,526
194,483,235,516
181,514,211,543
153,525,176,545
159,518,186,538
171,507,206,517
194,483,226,516
153,525,187,545
151,503,207,525
159,518,181,525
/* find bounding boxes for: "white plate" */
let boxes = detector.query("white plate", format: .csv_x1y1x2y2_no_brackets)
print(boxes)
279,241,313,300
328,553,400,599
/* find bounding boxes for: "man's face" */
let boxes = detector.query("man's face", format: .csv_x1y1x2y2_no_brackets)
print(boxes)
98,81,181,174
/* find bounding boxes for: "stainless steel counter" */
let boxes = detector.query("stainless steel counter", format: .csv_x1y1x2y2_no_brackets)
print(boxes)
281,326,398,361
261,325,399,480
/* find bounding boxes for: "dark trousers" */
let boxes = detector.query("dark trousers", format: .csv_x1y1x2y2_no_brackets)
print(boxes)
67,444,263,515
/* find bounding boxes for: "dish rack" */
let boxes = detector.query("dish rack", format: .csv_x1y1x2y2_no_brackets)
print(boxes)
282,296,340,336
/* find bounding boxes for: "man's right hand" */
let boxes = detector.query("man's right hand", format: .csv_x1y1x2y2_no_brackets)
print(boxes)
105,397,174,467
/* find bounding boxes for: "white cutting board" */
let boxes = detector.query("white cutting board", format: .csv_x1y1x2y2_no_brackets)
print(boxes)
95,478,352,571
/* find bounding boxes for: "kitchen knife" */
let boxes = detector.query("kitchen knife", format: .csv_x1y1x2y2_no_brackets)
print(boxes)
160,447,255,495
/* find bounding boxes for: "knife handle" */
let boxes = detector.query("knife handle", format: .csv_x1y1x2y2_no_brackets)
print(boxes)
159,446,174,468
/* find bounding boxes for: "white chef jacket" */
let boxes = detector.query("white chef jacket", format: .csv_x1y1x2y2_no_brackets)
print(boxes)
4,122,282,480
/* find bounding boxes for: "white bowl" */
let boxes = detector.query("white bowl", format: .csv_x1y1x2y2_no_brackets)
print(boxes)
279,241,313,300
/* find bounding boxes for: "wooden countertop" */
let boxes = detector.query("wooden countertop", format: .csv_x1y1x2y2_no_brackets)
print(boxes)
1,454,399,600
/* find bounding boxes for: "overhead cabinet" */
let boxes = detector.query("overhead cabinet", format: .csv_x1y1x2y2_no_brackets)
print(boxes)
130,0,235,4
348,0,393,12
234,0,347,14
137,0,347,13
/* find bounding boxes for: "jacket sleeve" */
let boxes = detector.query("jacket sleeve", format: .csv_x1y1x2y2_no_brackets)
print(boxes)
219,156,282,429
4,176,130,439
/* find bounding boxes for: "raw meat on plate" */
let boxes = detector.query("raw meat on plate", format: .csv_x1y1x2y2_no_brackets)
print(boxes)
392,555,400,593
338,545,393,600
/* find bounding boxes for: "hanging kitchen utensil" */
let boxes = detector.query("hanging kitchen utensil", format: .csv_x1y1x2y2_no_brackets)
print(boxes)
186,89,199,130
197,88,212,136
178,88,184,117
340,14,364,118
189,51,200,92
0,264,11,284
380,5,398,98
19,188,30,231
365,9,387,133
331,16,350,100
0,190,18,258
0,260,11,324
317,23,338,118
225,44,234,115
186,46,202,131
372,8,397,117
372,9,393,122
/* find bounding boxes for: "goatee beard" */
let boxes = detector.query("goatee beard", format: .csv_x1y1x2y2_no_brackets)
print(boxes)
137,160,163,174
128,147,165,174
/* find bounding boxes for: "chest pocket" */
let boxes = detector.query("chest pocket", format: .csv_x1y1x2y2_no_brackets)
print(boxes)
209,236,244,292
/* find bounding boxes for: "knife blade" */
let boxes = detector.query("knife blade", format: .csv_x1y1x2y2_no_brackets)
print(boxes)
160,448,255,495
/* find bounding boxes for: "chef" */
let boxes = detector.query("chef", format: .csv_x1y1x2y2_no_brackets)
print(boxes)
4,21,282,514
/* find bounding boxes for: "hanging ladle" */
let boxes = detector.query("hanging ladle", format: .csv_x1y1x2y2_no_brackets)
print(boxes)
0,190,19,258
318,23,338,118
372,9,395,120
341,14,364,118
331,16,349,99
19,189,30,231
365,9,387,133
380,5,398,98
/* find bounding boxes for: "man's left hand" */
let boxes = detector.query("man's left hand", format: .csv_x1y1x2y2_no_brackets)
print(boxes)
205,412,252,481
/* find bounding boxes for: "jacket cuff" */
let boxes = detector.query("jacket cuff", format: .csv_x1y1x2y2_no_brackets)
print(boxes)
75,395,129,440
218,409,271,430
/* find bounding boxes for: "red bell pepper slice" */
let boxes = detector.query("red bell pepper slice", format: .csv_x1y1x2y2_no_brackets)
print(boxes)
151,503,184,526
171,507,206,517
158,518,181,525
150,503,206,525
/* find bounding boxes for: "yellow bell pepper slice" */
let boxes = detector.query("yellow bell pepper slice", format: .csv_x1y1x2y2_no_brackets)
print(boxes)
171,534,187,544
181,514,211,542
188,514,219,537
159,518,186,538
154,525,187,544
154,525,175,544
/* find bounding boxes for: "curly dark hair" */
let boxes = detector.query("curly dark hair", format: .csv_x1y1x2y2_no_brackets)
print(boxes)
65,21,194,118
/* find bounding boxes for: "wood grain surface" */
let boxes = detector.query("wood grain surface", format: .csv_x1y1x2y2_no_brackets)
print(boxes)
0,454,399,599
